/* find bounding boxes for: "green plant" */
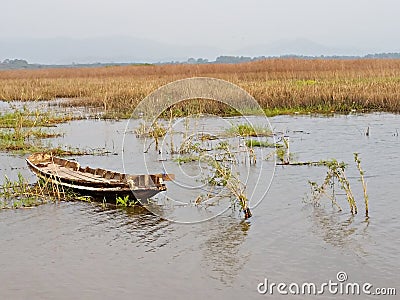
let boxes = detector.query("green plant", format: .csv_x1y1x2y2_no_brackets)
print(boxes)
0,105,71,153
0,173,95,209
226,123,272,137
0,173,44,208
116,195,138,207
245,139,281,148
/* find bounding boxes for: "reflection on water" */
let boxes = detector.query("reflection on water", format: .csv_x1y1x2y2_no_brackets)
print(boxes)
201,217,251,285
308,206,370,257
80,204,175,252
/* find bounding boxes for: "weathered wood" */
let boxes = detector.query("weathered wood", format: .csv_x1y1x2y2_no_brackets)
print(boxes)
26,153,174,202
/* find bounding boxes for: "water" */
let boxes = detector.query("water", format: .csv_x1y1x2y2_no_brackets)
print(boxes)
1,113,399,299
0,99,103,118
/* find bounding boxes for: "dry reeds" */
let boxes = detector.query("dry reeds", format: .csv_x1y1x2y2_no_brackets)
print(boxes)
1,59,400,116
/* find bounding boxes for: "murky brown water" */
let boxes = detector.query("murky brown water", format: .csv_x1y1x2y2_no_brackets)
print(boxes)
1,112,399,299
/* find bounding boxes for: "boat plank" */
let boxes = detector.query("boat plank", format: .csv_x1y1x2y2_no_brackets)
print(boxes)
41,164,114,184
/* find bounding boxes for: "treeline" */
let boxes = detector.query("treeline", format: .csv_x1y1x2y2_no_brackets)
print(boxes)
0,59,152,70
0,59,30,70
190,53,400,64
1,52,400,70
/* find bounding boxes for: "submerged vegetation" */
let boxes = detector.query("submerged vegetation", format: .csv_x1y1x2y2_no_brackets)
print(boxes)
138,118,372,219
307,154,369,216
206,159,252,219
0,104,102,155
1,59,400,118
0,105,73,128
245,139,280,148
0,104,62,152
226,123,272,137
195,148,250,214
137,119,256,218
0,173,82,209
0,174,142,209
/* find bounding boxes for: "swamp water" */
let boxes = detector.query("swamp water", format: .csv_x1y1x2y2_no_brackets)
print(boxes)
0,112,399,299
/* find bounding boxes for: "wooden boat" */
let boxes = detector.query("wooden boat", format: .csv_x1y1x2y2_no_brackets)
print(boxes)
26,153,174,202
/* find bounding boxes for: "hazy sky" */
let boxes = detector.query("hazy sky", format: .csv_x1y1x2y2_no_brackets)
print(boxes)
1,0,399,53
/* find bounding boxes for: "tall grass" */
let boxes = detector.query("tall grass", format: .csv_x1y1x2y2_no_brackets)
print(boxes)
1,59,400,116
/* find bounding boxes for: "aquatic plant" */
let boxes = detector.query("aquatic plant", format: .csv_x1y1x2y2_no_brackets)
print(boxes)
308,159,357,214
172,134,252,219
135,121,167,151
0,104,74,128
206,159,252,219
354,153,369,217
245,139,280,148
0,104,113,155
263,135,295,164
116,195,129,207
0,104,79,153
0,173,73,209
0,171,132,209
226,123,272,137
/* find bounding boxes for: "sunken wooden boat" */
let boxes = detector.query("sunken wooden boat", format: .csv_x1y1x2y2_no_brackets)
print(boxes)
26,153,174,202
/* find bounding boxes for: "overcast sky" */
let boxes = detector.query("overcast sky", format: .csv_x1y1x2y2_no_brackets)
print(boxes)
1,0,399,60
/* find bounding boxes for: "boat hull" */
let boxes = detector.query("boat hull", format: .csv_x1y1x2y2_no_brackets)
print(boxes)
26,153,171,203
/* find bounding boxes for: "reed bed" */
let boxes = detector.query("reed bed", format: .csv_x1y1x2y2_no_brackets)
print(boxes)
1,59,400,116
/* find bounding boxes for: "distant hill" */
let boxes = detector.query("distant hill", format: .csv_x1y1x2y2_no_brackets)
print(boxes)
0,36,221,65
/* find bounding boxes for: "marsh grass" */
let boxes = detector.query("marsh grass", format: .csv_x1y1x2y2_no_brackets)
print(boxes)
0,173,79,209
0,172,142,210
1,59,400,118
0,127,83,154
245,139,281,148
0,104,94,154
0,105,74,128
226,123,272,137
